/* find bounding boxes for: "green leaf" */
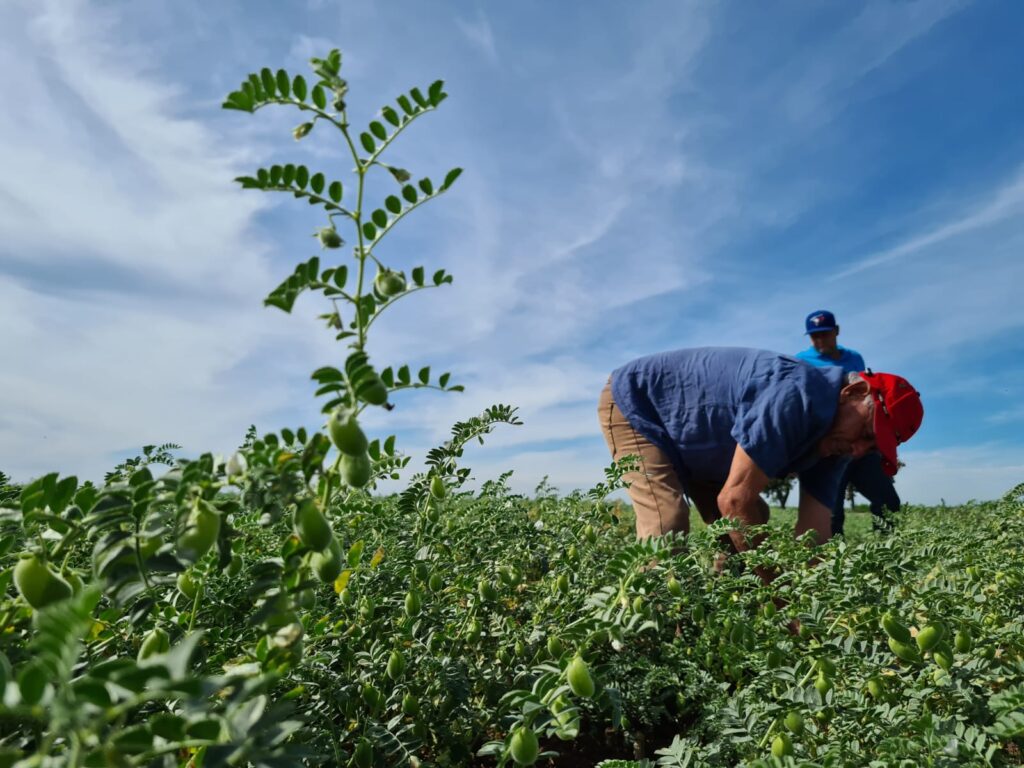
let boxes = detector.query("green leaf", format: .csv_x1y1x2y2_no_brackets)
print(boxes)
328,181,343,203
369,121,387,141
150,713,187,742
410,87,428,108
281,428,295,444
371,209,388,228
269,165,283,185
433,269,448,285
18,661,47,706
21,473,57,513
419,177,434,195
428,80,445,105
332,266,348,289
186,719,220,741
72,677,112,707
282,164,296,185
380,367,394,387
256,168,269,184
311,84,327,110
397,94,416,115
74,485,99,515
295,165,309,189
276,69,291,98
360,132,376,154
51,476,78,515
418,366,430,385
223,91,253,112
310,173,325,194
362,222,377,240
292,74,308,101
442,167,463,189
347,540,365,568
384,195,402,214
439,372,451,388
402,185,418,204
311,367,344,383
382,106,400,126
397,366,411,385
411,266,425,286
112,725,154,754
248,73,266,101
260,68,277,97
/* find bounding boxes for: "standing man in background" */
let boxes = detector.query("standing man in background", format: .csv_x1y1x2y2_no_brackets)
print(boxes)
795,310,901,536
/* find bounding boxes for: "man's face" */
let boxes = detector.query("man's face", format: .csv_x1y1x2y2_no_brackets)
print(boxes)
819,385,876,459
810,329,839,356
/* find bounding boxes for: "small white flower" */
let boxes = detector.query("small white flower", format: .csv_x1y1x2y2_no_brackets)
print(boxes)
611,639,624,652
533,520,545,531
225,452,247,477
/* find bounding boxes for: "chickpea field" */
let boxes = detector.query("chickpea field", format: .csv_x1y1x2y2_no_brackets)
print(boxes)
3,48,1024,768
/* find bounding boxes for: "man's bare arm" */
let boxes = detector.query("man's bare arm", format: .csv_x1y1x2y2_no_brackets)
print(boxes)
796,488,831,544
717,444,771,554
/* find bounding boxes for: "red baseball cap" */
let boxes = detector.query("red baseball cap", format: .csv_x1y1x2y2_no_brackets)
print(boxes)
861,371,923,476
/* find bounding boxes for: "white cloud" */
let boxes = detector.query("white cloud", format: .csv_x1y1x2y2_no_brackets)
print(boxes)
2,0,1022,513
835,165,1024,279
0,0,316,481
895,443,1024,505
456,8,498,65
781,0,969,126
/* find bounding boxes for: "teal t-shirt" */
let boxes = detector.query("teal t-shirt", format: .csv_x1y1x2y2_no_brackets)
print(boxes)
610,347,847,506
794,345,865,374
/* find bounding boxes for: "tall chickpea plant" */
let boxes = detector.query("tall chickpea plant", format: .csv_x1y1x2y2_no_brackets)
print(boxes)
224,49,463,497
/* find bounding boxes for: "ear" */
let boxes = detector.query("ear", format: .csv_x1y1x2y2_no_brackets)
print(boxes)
840,378,870,400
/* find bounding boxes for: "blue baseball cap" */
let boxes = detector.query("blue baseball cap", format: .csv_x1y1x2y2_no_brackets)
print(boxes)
805,310,837,334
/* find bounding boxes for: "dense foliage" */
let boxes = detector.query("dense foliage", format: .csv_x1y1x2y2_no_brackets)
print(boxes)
4,467,1024,767
2,47,1023,768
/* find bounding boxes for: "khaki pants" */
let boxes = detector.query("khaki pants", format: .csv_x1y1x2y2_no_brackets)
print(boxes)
598,379,722,539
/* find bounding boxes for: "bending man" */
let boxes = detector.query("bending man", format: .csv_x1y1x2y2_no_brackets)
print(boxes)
598,347,922,552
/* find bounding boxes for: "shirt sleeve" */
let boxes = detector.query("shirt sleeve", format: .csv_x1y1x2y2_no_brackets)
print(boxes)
731,384,812,479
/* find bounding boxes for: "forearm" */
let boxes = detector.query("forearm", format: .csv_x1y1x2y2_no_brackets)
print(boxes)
796,490,831,544
718,490,769,553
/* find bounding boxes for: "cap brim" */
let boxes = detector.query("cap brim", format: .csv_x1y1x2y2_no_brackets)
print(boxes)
873,400,900,476
806,327,837,335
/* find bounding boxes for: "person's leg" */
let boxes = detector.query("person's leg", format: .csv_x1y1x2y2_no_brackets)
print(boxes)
831,464,851,537
684,478,723,527
847,453,899,534
598,380,690,538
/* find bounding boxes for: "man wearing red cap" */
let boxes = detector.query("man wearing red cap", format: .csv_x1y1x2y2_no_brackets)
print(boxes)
796,310,903,535
598,347,923,557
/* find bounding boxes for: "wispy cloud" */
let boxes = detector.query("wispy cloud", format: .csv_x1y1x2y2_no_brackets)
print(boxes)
835,165,1024,279
3,0,1023,510
0,0,310,480
987,406,1024,425
456,8,498,65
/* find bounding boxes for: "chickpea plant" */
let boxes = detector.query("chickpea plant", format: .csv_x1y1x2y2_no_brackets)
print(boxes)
0,47,521,768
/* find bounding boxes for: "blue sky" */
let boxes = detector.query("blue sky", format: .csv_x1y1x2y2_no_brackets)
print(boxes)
2,0,1023,505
